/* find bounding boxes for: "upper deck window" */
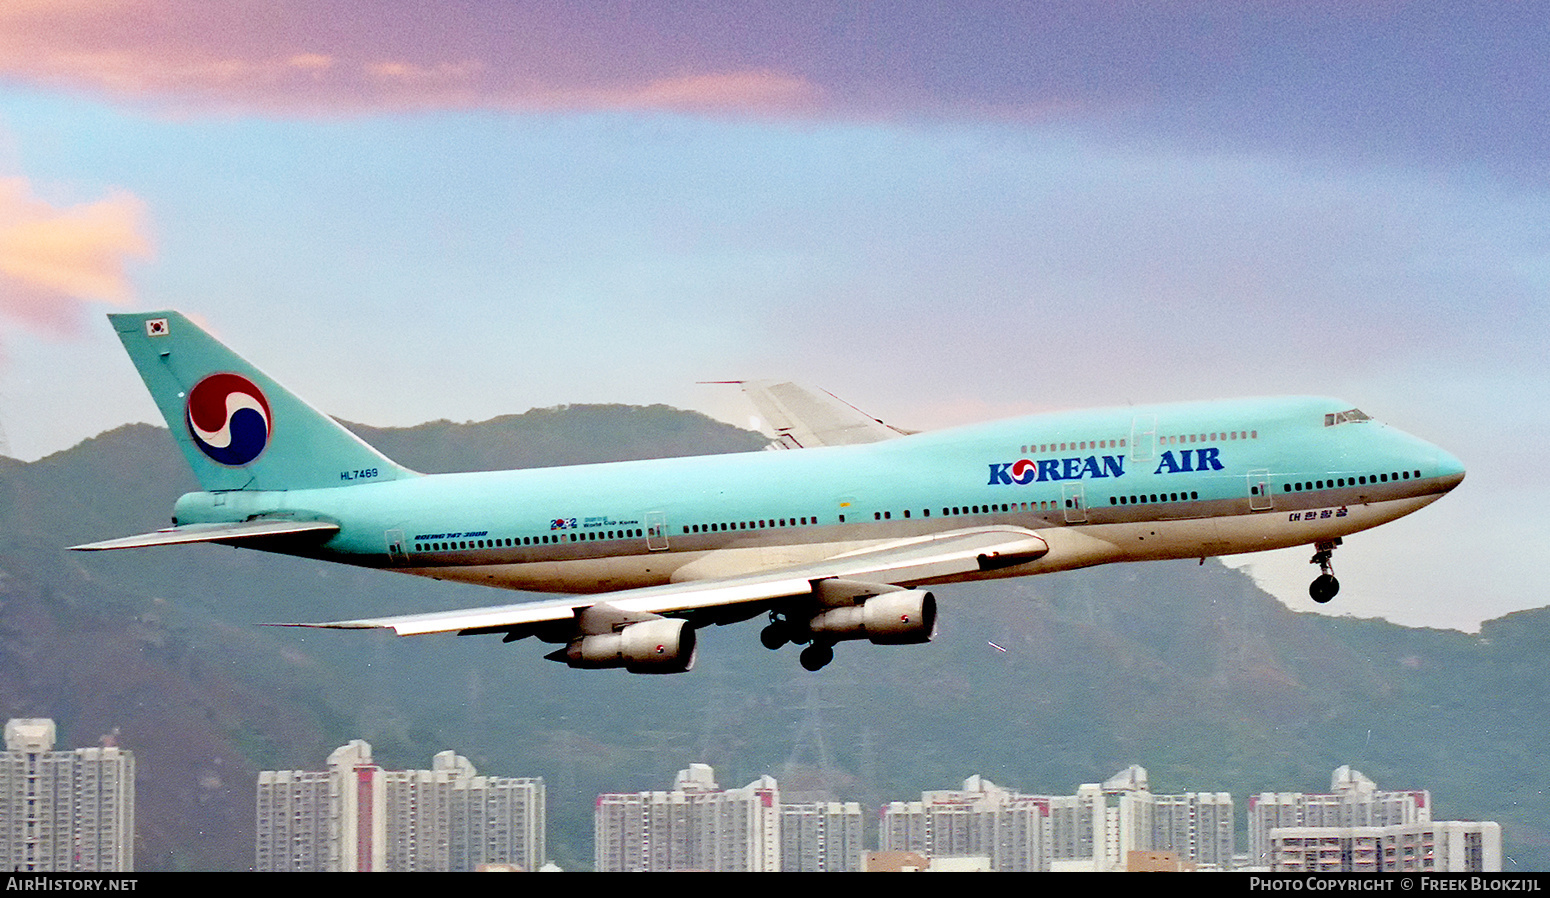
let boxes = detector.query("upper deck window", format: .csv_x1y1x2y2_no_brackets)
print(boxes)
1325,409,1372,427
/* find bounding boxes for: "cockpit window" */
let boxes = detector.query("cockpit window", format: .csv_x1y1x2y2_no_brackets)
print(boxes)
1324,409,1372,426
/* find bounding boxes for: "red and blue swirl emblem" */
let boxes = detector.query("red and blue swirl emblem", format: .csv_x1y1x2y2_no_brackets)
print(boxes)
186,373,271,466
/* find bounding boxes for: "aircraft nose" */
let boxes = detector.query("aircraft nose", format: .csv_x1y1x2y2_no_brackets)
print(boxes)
1434,446,1466,491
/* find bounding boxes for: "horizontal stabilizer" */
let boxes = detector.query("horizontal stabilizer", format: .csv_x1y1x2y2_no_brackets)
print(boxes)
69,519,340,551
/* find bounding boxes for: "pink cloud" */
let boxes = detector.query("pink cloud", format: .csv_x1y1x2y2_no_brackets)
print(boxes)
507,70,822,115
2,0,1519,138
0,177,153,335
0,1,826,116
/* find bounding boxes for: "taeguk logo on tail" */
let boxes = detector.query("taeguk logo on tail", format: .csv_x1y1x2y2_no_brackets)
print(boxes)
187,373,271,466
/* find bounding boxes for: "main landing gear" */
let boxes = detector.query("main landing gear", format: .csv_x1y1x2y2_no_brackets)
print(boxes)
760,612,836,671
1309,538,1342,604
799,642,835,672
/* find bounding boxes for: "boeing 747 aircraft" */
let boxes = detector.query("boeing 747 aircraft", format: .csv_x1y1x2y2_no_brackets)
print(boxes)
73,312,1465,673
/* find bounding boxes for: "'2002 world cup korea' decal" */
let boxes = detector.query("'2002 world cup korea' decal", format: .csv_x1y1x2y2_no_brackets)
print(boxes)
187,373,271,466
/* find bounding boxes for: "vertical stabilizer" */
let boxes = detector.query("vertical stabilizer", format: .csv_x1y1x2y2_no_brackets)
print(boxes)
109,311,416,491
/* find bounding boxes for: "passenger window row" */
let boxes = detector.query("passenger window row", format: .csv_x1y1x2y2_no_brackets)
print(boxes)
1108,491,1200,506
1161,430,1256,445
416,529,645,553
1020,438,1124,454
684,517,816,534
1283,470,1423,492
842,502,1062,524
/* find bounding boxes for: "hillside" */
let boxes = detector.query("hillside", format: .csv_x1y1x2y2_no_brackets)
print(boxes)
0,411,1541,870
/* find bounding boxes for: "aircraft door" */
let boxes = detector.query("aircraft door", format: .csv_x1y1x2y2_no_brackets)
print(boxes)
385,529,408,564
1248,469,1274,511
645,511,670,551
1062,485,1087,524
1130,415,1157,463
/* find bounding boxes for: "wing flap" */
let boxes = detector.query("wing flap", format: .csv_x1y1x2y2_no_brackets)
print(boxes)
281,526,1048,637
281,576,820,636
806,526,1050,581
69,519,340,551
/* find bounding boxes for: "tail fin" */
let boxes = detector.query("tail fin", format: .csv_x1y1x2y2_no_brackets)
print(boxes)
109,311,416,491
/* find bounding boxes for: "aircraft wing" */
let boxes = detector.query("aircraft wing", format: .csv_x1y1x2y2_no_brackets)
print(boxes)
282,525,1049,637
69,519,341,551
727,380,909,448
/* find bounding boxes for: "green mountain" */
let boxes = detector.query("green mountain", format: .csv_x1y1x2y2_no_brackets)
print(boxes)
0,410,1542,870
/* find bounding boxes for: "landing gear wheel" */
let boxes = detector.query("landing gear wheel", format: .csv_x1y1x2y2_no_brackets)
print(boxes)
1308,538,1343,604
799,643,834,672
760,623,788,651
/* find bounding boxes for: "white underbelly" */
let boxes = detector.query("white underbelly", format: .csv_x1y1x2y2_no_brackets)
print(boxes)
394,493,1442,593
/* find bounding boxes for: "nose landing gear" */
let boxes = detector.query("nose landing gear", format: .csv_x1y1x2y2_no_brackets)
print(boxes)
1309,538,1342,604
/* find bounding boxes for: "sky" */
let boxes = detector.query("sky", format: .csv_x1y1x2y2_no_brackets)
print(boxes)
0,1,1545,631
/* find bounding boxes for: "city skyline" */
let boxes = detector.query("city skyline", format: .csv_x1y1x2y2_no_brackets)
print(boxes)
0,716,1505,872
595,761,1494,872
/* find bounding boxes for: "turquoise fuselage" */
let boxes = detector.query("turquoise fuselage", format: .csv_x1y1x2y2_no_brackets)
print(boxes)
170,396,1464,595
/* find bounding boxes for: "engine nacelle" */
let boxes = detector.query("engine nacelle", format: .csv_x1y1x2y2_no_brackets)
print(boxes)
562,618,697,674
806,589,937,646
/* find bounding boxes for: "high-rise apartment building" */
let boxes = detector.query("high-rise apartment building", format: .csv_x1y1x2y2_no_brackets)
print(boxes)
1028,766,1234,871
1150,789,1235,869
594,764,781,872
1270,821,1501,872
780,799,864,872
0,718,135,872
1248,766,1429,868
255,739,544,872
880,775,1049,871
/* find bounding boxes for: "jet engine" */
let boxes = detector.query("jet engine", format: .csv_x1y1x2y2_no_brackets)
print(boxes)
557,618,697,674
806,589,937,645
